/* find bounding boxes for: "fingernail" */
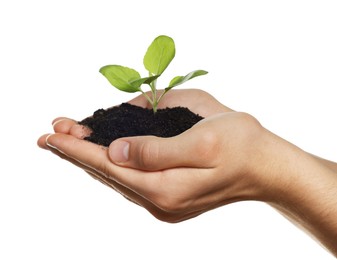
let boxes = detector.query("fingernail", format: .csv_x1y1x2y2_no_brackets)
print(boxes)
52,118,66,127
45,134,57,149
109,140,129,163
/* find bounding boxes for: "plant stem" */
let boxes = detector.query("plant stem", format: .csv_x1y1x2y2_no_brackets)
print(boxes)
152,99,158,113
156,89,168,105
141,91,154,107
150,79,158,113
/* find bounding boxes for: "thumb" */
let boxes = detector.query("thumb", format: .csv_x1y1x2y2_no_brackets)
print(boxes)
108,133,208,171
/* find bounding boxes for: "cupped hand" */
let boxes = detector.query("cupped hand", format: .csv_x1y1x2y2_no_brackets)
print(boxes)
37,88,337,256
38,89,230,150
37,89,269,222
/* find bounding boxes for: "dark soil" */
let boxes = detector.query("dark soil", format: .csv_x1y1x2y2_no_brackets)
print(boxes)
79,103,204,147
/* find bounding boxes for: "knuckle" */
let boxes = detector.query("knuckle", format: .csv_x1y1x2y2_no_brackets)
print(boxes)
96,160,111,179
194,130,219,160
91,146,112,178
235,112,263,139
137,139,160,169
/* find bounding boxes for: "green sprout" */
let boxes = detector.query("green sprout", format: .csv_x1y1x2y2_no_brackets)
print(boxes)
99,35,208,113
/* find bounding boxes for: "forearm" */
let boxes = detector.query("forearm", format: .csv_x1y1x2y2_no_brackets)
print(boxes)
270,161,337,256
311,154,337,173
255,130,337,256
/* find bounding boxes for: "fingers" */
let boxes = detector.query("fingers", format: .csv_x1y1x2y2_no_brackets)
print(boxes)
43,133,175,217
37,118,91,149
53,118,91,138
46,133,112,176
38,117,76,149
42,132,221,223
37,134,52,149
46,138,208,222
45,133,148,185
44,137,168,219
108,136,186,171
52,117,77,133
108,126,217,171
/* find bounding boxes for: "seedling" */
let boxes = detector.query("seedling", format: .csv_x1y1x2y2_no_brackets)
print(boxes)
99,35,208,113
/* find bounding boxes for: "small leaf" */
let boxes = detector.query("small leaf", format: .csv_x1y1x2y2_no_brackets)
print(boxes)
167,70,208,90
168,76,184,88
99,65,141,93
143,35,175,75
129,75,160,89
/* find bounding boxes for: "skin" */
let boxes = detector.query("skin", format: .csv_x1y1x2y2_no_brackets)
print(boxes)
37,89,337,256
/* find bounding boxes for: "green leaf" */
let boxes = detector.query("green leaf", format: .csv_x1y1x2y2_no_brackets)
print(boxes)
167,70,208,90
129,75,160,89
99,65,141,93
143,35,175,75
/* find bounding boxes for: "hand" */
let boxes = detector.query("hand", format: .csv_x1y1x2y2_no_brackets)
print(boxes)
38,88,230,146
39,114,266,223
38,89,268,222
38,88,231,148
37,89,337,254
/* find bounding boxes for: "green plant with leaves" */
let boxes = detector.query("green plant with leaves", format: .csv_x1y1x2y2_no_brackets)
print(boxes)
99,35,208,113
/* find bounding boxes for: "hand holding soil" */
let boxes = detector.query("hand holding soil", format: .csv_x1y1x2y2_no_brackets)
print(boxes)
37,89,337,256
78,89,223,146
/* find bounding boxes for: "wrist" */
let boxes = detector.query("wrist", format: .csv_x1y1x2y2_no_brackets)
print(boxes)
244,128,305,202
248,130,337,254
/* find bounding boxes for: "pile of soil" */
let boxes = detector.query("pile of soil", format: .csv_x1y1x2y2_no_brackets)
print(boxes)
79,103,203,147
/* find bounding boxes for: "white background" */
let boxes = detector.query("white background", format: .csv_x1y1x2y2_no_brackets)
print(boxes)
1,0,336,259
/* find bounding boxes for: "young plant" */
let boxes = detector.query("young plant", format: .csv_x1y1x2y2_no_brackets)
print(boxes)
99,35,208,113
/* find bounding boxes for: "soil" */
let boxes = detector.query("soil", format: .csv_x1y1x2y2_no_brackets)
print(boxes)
79,103,204,147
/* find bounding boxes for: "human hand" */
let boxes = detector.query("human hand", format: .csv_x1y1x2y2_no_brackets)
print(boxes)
38,88,231,148
37,88,337,254
38,89,271,222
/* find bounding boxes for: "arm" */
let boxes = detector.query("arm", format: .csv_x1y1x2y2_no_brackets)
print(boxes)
312,155,337,172
107,115,337,255
251,130,337,255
